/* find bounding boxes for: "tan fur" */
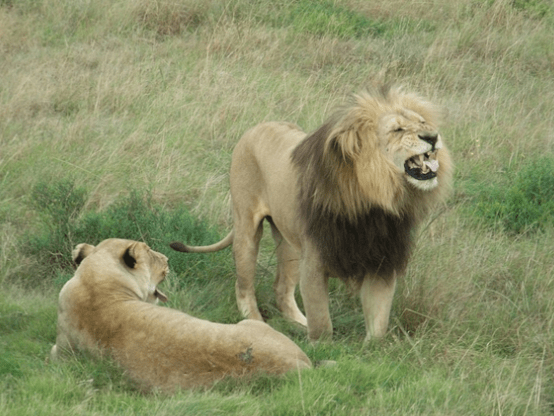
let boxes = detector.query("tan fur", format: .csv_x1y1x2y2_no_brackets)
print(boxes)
171,86,453,342
51,238,311,392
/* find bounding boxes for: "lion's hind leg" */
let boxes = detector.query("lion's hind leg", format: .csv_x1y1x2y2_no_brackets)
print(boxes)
269,222,307,327
233,216,265,322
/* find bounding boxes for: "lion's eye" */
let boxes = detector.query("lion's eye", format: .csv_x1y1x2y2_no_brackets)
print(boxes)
394,127,404,132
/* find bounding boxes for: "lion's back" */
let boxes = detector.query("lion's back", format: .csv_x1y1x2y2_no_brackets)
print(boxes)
233,121,305,167
229,122,306,219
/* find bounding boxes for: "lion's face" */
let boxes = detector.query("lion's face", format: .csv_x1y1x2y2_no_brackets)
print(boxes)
380,109,444,191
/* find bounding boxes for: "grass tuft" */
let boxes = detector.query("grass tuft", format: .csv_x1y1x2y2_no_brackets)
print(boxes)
133,0,214,36
280,0,387,39
511,0,552,19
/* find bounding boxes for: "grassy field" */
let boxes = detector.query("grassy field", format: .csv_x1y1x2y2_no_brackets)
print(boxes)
1,0,554,414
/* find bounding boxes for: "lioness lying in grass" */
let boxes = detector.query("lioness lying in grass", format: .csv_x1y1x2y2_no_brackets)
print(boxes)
51,238,311,392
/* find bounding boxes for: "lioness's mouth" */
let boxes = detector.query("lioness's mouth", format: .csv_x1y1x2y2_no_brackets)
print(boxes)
404,150,439,181
154,288,168,303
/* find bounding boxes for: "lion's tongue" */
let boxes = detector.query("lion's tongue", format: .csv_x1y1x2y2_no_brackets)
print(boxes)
423,159,439,173
154,289,168,302
410,154,439,174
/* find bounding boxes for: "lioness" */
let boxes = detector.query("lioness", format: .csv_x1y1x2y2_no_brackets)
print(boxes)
171,86,453,342
51,238,311,392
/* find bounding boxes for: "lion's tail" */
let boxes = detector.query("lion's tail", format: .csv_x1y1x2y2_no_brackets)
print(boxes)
169,231,234,254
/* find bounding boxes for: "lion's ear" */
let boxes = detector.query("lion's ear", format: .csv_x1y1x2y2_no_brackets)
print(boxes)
72,243,95,266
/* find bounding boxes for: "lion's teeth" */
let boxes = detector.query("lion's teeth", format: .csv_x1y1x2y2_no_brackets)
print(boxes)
407,154,429,169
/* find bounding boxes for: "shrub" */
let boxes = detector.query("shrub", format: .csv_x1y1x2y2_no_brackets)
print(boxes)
30,180,87,229
27,180,88,271
24,181,228,285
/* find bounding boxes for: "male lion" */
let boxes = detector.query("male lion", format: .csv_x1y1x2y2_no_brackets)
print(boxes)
51,238,311,392
171,86,453,342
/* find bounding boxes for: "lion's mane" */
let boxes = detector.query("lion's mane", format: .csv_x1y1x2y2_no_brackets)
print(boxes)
291,86,452,280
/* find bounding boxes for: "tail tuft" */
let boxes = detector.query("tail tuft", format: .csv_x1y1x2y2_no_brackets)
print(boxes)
169,241,189,252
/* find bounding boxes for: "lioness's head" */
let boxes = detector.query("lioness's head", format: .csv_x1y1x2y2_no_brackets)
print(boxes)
72,239,169,303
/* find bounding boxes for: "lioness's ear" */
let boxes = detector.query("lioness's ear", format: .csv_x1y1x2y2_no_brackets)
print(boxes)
123,246,137,269
72,243,95,266
123,242,150,269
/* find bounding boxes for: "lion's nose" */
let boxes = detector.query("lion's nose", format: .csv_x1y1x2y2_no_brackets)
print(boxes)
418,131,438,150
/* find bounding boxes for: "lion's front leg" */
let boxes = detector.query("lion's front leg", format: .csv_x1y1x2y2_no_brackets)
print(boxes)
299,248,332,341
360,274,397,341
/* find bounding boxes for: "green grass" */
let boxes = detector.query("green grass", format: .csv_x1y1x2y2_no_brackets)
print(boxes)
262,0,388,39
1,0,554,414
466,157,554,233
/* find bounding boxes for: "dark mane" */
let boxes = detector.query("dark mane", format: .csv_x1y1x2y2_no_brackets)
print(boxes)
291,116,364,217
303,206,414,280
289,87,453,281
291,103,415,281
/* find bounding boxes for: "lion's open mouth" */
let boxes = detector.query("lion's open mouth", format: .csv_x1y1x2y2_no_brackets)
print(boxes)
404,150,439,181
